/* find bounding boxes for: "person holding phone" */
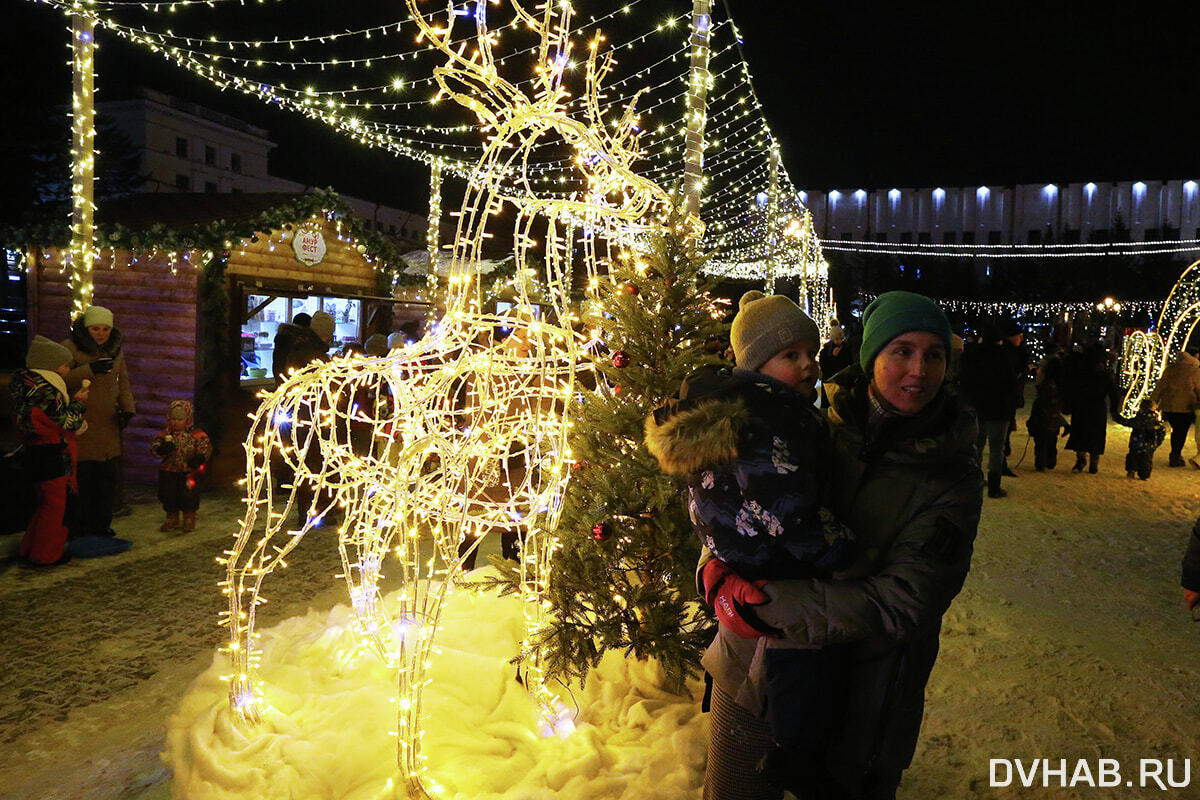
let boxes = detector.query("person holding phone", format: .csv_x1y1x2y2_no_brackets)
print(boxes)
62,305,136,539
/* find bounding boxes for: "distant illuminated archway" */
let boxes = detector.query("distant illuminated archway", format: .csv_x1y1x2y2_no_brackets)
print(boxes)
1120,259,1200,416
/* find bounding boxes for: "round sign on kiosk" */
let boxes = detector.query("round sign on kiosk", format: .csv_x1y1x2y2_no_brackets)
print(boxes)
293,228,327,266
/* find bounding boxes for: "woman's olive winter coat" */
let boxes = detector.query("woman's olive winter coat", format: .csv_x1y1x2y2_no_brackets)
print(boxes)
699,365,982,793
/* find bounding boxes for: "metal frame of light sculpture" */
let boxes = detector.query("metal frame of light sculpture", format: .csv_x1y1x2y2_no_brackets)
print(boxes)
1120,258,1200,417
217,2,677,797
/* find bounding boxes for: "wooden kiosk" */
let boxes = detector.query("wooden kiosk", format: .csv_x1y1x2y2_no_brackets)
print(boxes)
20,191,432,485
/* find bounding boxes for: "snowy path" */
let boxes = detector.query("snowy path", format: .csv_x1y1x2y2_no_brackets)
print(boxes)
1,414,1198,800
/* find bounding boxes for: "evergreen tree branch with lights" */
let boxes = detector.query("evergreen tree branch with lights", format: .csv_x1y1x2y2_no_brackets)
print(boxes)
489,208,728,692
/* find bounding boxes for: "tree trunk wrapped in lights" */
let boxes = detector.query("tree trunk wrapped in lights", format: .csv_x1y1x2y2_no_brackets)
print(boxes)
216,3,689,798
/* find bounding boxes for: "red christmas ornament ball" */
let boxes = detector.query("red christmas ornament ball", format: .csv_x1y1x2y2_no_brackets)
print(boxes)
611,349,631,368
624,283,640,295
592,522,610,541
612,384,623,396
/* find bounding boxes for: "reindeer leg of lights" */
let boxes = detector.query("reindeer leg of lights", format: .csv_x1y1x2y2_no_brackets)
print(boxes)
1120,258,1200,416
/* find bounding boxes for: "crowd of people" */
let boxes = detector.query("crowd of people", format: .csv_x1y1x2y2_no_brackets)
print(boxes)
955,322,1200,498
10,305,220,567
646,291,1199,800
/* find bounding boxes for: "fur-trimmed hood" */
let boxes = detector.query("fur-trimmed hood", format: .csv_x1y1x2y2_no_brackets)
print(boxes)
645,365,807,477
69,316,125,358
644,394,749,476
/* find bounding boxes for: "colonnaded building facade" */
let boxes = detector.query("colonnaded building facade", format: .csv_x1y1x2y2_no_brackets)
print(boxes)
800,180,1200,245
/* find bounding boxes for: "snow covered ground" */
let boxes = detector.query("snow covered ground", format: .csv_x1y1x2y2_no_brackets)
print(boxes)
161,416,1200,800
3,411,1199,800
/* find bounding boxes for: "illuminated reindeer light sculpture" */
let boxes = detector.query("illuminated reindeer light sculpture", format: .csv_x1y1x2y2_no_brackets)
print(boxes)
218,1,676,795
1119,258,1200,417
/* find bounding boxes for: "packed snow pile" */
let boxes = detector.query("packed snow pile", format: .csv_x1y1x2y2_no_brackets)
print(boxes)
164,571,708,800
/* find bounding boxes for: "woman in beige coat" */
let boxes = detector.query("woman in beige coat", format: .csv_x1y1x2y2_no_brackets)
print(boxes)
1151,344,1200,467
61,305,136,538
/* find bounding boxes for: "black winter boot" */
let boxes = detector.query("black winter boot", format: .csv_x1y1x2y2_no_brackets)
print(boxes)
987,472,1007,498
1088,453,1100,474
1072,453,1086,473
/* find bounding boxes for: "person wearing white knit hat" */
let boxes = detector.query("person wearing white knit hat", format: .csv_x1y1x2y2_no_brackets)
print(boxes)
62,305,136,539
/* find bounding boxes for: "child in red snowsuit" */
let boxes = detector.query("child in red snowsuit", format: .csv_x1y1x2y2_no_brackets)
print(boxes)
151,400,211,531
11,336,89,566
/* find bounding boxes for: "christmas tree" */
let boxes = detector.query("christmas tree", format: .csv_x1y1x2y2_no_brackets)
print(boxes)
500,209,728,692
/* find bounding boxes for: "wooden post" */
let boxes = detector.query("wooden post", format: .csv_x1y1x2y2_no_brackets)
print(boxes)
69,4,97,318
682,0,712,221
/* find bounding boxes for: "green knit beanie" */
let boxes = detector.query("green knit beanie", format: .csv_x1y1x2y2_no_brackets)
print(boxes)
731,290,820,371
859,291,952,372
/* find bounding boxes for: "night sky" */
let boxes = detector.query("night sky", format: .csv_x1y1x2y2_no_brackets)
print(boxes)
5,1,1200,210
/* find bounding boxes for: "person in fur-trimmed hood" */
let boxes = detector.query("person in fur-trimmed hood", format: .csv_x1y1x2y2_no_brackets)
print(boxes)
688,291,982,800
646,290,853,798
61,305,136,539
10,336,89,566
151,400,211,531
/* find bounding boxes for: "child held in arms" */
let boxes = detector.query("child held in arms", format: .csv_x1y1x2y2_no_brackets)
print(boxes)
1121,397,1168,480
645,290,853,796
11,336,89,567
152,400,211,531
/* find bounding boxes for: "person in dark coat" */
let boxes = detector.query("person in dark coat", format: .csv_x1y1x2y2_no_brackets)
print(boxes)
271,311,312,383
1181,515,1200,620
1117,397,1167,480
646,291,852,797
286,310,335,371
285,311,335,524
818,323,854,408
958,324,1020,497
998,319,1028,470
1026,352,1070,471
697,291,981,800
1064,343,1116,473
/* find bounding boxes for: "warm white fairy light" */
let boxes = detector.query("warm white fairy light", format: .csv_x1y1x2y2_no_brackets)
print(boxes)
426,161,443,292
218,3,679,798
36,0,817,290
1119,258,1200,416
68,2,97,317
